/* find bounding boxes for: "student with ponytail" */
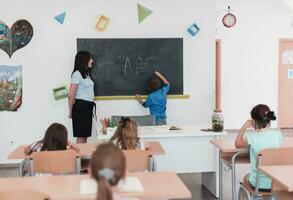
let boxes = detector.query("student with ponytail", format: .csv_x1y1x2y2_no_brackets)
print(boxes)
90,142,126,200
235,104,283,191
110,117,143,150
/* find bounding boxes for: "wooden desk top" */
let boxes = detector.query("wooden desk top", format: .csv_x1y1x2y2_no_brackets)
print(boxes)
8,142,165,160
210,139,248,153
0,172,191,199
210,137,293,153
259,165,293,192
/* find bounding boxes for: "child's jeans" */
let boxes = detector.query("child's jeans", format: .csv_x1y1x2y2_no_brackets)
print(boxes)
155,118,166,125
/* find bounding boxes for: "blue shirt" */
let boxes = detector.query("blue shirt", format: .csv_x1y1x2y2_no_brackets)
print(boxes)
143,84,170,121
71,71,94,102
247,130,283,189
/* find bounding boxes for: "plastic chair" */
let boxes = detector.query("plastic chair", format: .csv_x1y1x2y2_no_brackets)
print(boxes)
123,149,155,172
238,147,293,200
0,190,50,200
29,150,80,176
111,115,156,126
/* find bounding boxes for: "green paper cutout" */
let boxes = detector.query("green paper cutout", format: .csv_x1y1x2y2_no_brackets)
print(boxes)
137,3,153,23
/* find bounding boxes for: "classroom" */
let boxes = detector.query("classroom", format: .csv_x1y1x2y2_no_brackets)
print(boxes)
1,0,293,200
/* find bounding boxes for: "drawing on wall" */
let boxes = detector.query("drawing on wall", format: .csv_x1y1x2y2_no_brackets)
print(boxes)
282,50,293,64
96,15,110,32
187,23,200,36
0,65,22,111
54,12,66,24
0,19,33,58
137,3,153,23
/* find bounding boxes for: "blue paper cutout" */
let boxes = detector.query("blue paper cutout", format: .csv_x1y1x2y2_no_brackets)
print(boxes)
187,23,200,36
54,12,66,24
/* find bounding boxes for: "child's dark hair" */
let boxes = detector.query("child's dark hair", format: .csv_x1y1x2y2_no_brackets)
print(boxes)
72,51,92,79
149,76,161,91
110,117,140,150
250,104,276,129
91,142,126,200
40,123,68,151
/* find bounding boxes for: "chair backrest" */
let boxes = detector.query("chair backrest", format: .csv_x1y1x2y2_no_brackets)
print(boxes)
0,190,50,200
30,150,80,175
123,149,153,172
111,115,156,126
257,147,293,166
252,147,293,193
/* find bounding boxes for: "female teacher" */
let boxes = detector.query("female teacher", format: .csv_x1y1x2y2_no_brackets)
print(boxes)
68,51,95,143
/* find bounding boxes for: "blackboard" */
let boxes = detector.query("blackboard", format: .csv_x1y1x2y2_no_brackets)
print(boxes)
77,38,183,96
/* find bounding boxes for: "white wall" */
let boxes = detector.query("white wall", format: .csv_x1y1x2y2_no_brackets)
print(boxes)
217,0,293,129
0,0,216,163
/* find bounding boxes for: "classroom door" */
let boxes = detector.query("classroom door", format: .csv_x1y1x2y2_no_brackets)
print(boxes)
279,39,293,128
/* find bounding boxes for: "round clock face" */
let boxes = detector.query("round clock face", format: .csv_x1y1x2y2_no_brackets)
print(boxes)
222,13,236,28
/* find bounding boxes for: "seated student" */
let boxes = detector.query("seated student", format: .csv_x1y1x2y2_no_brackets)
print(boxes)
90,142,126,200
110,117,147,150
24,123,79,155
235,104,283,191
136,71,170,125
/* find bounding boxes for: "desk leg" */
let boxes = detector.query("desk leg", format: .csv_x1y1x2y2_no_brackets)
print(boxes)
19,159,27,176
231,159,236,200
219,157,223,200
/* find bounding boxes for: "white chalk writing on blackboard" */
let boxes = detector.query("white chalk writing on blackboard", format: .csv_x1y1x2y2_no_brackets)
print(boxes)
123,56,158,76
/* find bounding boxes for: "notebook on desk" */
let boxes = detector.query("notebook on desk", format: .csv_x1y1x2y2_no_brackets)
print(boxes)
80,177,144,195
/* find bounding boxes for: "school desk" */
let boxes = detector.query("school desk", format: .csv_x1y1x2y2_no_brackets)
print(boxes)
0,172,191,200
211,137,293,200
7,142,165,176
98,125,228,197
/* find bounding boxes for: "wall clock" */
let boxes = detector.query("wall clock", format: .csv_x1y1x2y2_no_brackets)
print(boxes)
222,6,236,28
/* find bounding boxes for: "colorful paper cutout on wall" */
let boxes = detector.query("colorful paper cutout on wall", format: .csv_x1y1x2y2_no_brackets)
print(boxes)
284,0,293,11
137,3,153,23
53,86,68,100
187,23,200,36
54,12,66,24
96,15,110,32
0,20,33,58
0,65,22,111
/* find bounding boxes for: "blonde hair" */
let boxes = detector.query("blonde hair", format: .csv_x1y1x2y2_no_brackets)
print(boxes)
91,142,126,200
110,117,140,150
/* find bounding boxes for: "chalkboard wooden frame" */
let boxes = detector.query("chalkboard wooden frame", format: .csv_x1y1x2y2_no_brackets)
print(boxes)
77,38,188,99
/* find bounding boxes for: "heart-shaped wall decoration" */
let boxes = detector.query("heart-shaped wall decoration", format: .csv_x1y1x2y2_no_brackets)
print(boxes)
0,19,33,58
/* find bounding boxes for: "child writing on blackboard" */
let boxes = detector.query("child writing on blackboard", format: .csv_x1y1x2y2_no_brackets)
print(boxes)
136,71,170,125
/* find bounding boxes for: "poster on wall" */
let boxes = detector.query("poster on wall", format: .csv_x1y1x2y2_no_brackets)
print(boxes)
0,65,22,111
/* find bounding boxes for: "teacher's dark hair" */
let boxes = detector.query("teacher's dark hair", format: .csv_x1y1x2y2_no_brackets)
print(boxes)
72,51,92,79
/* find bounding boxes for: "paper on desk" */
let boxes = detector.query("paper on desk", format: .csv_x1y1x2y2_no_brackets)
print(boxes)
138,125,170,134
80,179,97,195
80,176,143,195
117,176,144,192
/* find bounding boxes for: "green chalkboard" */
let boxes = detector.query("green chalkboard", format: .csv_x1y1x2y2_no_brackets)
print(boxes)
77,38,183,96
